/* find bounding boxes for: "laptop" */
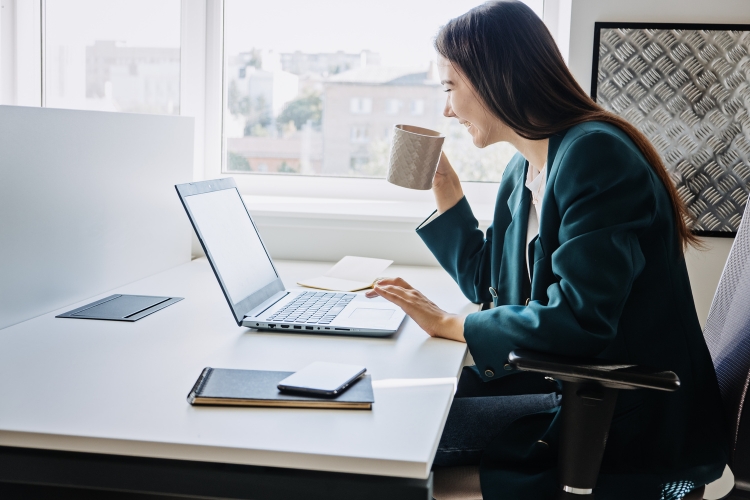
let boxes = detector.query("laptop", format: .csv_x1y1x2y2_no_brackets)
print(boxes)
175,178,406,337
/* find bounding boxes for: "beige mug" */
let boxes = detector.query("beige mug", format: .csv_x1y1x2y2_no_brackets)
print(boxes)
386,125,445,190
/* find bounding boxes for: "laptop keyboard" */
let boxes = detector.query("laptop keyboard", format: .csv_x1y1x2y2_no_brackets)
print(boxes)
266,291,356,325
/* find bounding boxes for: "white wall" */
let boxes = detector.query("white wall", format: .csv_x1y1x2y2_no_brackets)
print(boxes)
565,0,750,326
0,106,194,330
566,0,750,98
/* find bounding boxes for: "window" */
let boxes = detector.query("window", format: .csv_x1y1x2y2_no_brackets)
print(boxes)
350,125,369,143
385,99,403,115
350,98,373,115
222,0,543,182
44,0,181,115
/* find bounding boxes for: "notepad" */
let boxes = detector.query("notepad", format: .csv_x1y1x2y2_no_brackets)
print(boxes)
297,256,393,292
187,368,374,410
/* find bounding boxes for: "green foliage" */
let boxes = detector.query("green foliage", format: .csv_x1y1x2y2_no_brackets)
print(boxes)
347,138,390,178
244,48,262,70
278,161,299,173
243,98,272,135
227,151,251,172
277,92,322,132
228,86,272,137
227,80,250,117
245,123,270,137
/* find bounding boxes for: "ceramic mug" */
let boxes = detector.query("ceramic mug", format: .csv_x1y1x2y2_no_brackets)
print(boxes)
386,125,445,190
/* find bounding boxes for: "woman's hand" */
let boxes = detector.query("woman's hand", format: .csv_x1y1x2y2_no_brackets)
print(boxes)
432,152,464,214
366,277,466,342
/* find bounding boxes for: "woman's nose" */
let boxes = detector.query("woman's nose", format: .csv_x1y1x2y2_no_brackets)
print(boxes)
443,98,455,118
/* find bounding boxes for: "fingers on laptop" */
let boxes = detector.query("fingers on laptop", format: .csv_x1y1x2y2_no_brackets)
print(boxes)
366,277,411,298
373,277,413,289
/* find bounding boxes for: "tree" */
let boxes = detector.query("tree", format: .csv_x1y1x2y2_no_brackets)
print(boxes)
245,48,262,70
227,80,250,117
227,151,251,172
278,161,299,173
243,95,272,136
348,138,390,177
277,92,322,132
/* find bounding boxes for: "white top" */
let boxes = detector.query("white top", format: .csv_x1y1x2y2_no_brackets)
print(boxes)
525,162,547,278
0,258,474,479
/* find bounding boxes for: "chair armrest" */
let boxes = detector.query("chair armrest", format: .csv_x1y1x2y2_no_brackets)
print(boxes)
508,349,680,392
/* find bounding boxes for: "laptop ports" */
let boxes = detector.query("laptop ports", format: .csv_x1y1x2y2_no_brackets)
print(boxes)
305,326,314,330
293,326,301,329
268,324,275,328
281,325,290,328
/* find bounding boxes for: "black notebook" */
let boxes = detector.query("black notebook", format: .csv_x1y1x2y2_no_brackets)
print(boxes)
187,368,374,410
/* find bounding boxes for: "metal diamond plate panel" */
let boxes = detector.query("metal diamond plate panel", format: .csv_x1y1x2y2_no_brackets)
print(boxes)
594,26,750,234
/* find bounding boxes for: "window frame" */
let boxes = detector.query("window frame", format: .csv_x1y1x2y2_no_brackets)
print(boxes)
4,0,566,206
205,0,505,203
0,0,43,107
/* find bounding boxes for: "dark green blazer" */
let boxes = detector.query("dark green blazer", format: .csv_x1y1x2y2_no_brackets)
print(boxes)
417,122,729,499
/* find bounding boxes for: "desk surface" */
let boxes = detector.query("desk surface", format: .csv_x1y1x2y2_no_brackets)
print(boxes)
0,258,473,480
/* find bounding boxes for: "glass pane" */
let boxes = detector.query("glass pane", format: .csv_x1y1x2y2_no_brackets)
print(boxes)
223,0,543,182
45,0,181,115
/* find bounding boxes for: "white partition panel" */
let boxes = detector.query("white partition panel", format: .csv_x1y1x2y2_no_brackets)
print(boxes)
0,106,193,330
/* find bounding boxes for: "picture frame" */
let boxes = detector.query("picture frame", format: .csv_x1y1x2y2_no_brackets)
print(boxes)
592,22,750,237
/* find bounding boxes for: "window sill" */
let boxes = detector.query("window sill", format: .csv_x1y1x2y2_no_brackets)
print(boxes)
196,195,495,266
190,194,495,265
242,195,495,225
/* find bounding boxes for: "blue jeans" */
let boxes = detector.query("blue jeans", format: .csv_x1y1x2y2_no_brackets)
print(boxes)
433,367,561,467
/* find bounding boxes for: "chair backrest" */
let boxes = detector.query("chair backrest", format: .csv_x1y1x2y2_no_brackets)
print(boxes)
703,196,750,478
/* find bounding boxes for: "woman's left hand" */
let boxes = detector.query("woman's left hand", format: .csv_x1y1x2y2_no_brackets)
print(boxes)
365,277,466,342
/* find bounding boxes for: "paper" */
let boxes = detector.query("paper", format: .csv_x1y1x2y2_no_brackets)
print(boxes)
298,256,393,292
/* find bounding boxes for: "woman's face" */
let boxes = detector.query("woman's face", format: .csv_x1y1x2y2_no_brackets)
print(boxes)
437,55,509,148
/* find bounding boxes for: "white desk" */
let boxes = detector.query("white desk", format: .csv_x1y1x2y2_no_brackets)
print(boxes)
0,258,474,498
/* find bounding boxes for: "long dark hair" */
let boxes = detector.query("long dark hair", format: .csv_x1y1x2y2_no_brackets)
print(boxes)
435,0,699,249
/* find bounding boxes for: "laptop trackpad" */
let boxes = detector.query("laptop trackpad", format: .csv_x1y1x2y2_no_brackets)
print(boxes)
348,308,395,321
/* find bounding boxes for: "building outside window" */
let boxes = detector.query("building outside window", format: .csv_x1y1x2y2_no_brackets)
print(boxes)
222,0,543,181
350,125,370,143
349,97,373,114
385,98,403,115
410,99,425,116
44,0,181,115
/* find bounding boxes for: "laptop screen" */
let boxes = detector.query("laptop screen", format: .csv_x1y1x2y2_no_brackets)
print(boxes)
184,188,277,304
177,179,285,325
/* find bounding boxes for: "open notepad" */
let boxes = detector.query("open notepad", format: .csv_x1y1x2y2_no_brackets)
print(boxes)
297,256,393,292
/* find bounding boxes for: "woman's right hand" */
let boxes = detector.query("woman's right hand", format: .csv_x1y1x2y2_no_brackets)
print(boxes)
432,151,464,214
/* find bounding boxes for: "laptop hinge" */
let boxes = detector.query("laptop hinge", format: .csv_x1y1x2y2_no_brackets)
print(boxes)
245,291,289,320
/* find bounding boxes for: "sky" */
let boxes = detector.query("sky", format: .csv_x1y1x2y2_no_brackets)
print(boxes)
224,0,544,67
45,0,181,48
44,0,544,67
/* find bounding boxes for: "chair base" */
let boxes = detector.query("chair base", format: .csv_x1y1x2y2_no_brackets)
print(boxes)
558,381,618,491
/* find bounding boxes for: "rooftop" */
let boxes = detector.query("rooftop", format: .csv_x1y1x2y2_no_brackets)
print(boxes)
327,65,440,86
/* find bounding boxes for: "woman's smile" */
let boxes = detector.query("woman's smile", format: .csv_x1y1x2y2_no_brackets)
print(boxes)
437,55,508,148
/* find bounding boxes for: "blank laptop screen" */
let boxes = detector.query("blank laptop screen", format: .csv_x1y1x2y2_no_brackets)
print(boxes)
184,188,278,305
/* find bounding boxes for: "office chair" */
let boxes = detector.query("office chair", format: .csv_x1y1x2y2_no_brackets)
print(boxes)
435,197,750,500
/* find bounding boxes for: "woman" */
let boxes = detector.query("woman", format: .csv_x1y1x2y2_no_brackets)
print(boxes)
366,1,728,499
